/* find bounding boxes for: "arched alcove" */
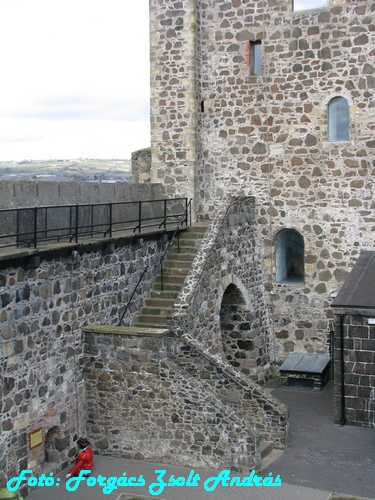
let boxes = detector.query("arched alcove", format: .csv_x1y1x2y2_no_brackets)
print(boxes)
44,426,61,464
220,284,257,375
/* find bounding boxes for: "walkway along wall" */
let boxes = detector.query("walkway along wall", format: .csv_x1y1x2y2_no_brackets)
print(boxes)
82,197,288,470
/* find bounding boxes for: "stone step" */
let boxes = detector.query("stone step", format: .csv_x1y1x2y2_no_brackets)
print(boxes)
134,222,208,327
180,231,206,240
165,252,195,261
142,306,173,316
137,314,168,325
163,260,192,270
259,445,284,472
145,297,176,308
185,222,210,232
180,240,203,253
133,322,168,329
259,440,273,459
160,266,189,276
155,274,186,285
150,289,180,299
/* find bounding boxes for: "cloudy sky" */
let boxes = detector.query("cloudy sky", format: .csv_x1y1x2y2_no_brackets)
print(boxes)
0,0,150,161
0,0,327,162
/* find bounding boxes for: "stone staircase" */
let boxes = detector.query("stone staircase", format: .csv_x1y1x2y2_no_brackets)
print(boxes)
134,222,209,328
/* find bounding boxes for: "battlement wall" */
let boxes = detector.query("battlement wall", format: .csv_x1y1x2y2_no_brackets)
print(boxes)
0,180,164,209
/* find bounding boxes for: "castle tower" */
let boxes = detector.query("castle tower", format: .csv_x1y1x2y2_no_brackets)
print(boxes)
149,0,199,209
149,0,374,358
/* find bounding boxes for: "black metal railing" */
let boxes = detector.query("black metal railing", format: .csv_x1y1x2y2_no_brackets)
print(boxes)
0,197,190,250
118,198,192,326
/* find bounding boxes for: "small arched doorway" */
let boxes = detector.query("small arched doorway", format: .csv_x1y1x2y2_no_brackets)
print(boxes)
220,284,257,376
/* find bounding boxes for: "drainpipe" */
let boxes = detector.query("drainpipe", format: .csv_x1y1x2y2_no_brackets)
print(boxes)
339,314,346,426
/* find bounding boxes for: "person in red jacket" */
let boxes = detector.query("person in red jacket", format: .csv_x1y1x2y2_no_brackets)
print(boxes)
65,437,94,478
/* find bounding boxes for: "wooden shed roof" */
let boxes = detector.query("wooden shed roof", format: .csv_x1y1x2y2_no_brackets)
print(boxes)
332,250,375,309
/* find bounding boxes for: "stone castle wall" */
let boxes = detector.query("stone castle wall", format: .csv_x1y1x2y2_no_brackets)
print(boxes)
1,194,288,487
0,180,164,209
149,0,375,359
0,234,166,495
131,147,152,183
149,0,199,212
82,197,288,471
171,196,273,381
83,328,287,471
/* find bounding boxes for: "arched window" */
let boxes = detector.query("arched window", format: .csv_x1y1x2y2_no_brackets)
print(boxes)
275,229,305,283
328,97,349,142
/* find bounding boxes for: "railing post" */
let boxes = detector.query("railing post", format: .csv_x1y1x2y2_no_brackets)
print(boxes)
163,199,167,230
161,261,164,292
33,207,38,249
138,201,142,233
16,208,20,248
91,205,94,237
45,207,48,241
75,205,79,243
109,202,113,238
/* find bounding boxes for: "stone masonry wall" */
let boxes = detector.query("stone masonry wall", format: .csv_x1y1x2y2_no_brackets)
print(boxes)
82,197,288,471
131,147,152,183
0,180,164,209
82,329,263,470
0,234,166,496
333,309,375,428
149,0,375,359
172,196,274,382
149,0,199,213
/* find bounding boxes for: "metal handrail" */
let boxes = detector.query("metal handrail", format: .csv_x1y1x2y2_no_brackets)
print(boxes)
118,198,192,326
118,265,149,327
158,198,192,291
0,198,189,250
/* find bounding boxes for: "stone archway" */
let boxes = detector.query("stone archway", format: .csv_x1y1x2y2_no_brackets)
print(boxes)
220,283,257,376
218,276,270,383
44,426,63,465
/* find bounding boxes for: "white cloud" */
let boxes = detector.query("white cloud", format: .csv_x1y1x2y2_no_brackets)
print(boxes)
0,0,150,160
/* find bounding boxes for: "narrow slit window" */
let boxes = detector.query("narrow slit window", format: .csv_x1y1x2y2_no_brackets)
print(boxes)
251,41,262,76
328,97,349,142
293,0,328,11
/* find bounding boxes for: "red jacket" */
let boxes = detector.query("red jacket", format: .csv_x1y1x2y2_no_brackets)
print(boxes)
70,446,94,476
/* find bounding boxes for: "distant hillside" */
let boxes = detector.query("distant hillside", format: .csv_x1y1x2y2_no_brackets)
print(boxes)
0,159,132,182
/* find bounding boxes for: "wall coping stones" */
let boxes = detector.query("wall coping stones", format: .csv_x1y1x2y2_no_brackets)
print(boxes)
181,333,289,449
0,226,185,270
83,325,170,337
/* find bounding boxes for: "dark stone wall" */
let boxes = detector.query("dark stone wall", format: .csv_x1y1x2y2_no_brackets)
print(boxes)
333,310,375,428
0,235,165,494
